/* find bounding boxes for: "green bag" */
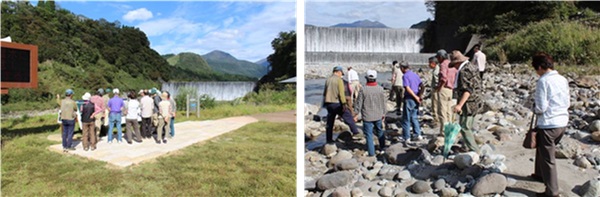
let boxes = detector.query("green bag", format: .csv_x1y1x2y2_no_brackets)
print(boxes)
443,113,462,158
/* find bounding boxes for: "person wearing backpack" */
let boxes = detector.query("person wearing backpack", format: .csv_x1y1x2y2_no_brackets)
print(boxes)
81,92,97,151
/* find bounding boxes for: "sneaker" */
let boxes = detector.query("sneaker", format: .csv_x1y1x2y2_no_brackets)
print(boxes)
156,140,161,144
108,141,112,144
416,135,424,141
162,139,167,144
91,147,96,151
84,148,89,151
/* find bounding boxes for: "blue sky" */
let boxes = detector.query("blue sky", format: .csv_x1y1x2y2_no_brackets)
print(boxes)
306,1,431,28
51,1,296,62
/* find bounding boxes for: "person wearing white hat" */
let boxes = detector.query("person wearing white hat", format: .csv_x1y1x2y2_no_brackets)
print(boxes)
354,70,387,156
80,92,97,151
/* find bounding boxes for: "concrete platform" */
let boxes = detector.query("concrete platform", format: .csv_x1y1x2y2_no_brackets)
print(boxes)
48,116,259,167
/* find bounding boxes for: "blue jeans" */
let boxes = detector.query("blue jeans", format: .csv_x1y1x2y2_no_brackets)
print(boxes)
401,98,421,140
325,103,359,143
62,119,75,149
107,113,123,142
364,120,385,156
170,117,175,137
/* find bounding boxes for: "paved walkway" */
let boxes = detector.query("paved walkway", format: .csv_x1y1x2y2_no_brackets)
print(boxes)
48,116,258,167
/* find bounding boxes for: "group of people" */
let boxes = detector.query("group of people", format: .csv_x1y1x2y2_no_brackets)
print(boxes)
58,87,177,152
324,47,568,197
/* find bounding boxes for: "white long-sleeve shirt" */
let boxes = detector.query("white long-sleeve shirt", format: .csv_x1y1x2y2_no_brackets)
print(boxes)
534,70,569,129
347,69,359,82
473,50,486,72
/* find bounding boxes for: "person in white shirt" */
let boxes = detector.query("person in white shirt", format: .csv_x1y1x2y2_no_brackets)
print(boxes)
390,60,404,114
530,52,569,197
139,90,154,139
347,66,360,102
472,44,486,79
125,91,143,144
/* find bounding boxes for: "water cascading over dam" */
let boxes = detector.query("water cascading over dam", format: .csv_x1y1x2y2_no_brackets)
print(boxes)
305,25,433,67
162,81,255,101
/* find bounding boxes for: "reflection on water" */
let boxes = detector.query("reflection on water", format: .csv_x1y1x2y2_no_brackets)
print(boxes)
305,132,340,151
305,72,393,106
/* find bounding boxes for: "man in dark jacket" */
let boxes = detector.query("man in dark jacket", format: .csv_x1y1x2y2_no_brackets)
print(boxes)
81,92,97,151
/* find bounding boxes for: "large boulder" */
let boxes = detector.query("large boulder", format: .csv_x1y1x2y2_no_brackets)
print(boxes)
332,187,351,197
589,120,600,132
316,171,354,190
555,138,581,159
575,156,593,169
329,150,353,167
411,180,432,194
454,152,480,169
471,173,507,196
385,145,430,165
322,143,338,157
336,159,359,171
592,132,600,142
579,179,600,197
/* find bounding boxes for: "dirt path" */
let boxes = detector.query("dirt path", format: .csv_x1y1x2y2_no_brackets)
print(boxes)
251,110,296,123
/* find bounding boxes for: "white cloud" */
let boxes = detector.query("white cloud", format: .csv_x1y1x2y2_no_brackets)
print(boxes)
123,8,153,22
137,18,217,37
143,2,295,62
223,17,234,27
306,1,431,28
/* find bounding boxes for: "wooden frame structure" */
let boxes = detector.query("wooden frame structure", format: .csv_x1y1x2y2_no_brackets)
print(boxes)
1,41,38,93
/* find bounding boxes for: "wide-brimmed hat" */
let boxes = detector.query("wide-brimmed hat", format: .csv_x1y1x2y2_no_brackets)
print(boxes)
450,50,469,65
82,92,91,100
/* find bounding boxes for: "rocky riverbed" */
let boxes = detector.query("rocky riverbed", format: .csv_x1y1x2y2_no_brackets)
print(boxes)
304,63,600,197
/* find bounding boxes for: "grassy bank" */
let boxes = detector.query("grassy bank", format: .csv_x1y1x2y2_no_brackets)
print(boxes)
1,116,295,196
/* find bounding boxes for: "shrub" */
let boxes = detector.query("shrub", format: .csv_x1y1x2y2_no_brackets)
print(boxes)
243,84,295,105
487,19,600,65
174,86,198,111
199,94,216,109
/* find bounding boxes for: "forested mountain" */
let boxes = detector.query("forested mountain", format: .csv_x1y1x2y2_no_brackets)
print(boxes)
2,0,169,101
165,52,255,81
202,50,268,79
331,20,389,28
0,1,256,107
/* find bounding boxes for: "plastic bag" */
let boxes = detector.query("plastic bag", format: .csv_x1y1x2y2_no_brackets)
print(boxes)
443,115,462,158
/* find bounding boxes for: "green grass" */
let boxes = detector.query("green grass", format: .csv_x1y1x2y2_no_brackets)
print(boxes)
1,117,296,196
177,103,295,122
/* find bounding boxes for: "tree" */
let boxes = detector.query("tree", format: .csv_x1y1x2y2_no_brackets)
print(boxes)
254,31,296,92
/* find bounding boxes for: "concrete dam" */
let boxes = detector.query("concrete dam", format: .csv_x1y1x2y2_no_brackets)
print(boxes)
305,25,433,69
162,81,255,101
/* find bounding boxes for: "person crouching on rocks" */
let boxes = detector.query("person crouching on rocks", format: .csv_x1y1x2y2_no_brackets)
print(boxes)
529,52,569,197
323,66,360,143
354,70,387,156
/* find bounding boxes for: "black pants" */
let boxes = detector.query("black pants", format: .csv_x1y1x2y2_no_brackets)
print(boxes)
534,127,565,196
325,103,359,143
141,117,152,138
